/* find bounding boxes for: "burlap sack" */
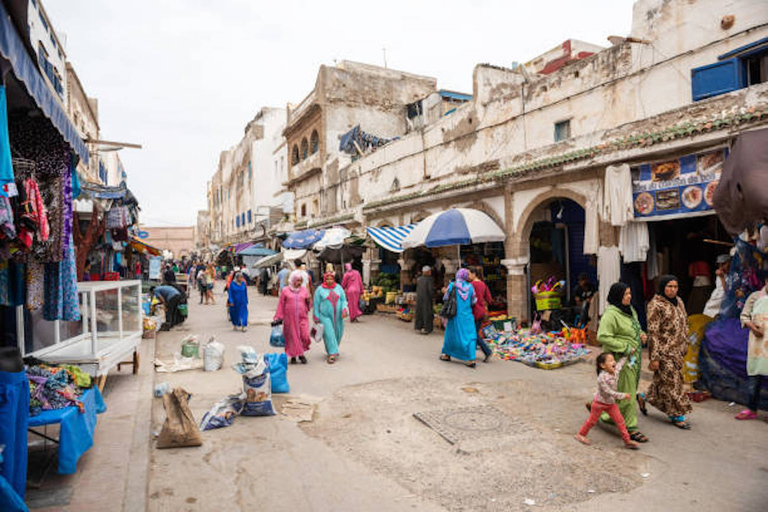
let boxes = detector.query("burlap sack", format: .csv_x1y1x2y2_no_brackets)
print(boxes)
156,387,203,449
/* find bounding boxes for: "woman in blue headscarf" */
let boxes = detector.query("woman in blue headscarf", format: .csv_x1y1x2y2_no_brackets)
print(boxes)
440,268,478,367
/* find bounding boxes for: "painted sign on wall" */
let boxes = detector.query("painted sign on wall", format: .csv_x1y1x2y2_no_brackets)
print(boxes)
632,147,728,219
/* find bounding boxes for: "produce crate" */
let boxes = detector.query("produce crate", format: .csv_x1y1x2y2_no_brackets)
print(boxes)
492,318,516,331
376,304,399,314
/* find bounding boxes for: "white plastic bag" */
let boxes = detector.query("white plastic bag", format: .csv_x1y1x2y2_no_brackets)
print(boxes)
311,323,324,345
203,338,226,372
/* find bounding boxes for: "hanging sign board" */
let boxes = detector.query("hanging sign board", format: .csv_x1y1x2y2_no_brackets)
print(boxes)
149,256,162,280
631,147,728,219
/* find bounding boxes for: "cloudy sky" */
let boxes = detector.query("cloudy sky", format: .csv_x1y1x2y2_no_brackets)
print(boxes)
45,0,636,227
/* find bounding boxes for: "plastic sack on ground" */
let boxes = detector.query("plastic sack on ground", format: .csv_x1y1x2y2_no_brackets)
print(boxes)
232,350,276,416
199,394,244,431
269,324,285,348
180,335,200,359
264,353,289,393
203,338,226,372
310,323,324,345
156,388,203,448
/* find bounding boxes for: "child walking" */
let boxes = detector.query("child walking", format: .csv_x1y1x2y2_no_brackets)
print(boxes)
575,351,640,449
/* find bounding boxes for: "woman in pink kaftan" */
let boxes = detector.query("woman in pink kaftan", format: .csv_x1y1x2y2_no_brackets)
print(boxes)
341,263,364,322
275,271,312,364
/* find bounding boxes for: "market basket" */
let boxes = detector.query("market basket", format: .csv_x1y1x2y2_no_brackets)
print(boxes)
534,291,561,311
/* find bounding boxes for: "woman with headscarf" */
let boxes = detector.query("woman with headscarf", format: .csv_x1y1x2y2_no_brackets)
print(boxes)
637,275,692,429
440,268,478,368
341,263,364,322
596,282,649,442
227,271,249,332
275,270,312,364
314,267,349,364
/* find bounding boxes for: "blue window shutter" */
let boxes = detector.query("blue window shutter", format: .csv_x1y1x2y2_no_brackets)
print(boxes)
247,210,252,223
691,58,744,101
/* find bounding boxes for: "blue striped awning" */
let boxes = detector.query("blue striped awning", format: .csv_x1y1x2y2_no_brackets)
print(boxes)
366,224,416,253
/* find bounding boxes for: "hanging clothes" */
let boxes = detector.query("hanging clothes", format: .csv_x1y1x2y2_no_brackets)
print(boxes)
0,86,15,194
583,197,600,255
17,177,50,249
602,164,633,227
597,246,622,314
619,221,650,263
26,260,44,310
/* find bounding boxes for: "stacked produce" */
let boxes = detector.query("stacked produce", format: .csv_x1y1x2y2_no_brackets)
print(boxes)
482,325,590,370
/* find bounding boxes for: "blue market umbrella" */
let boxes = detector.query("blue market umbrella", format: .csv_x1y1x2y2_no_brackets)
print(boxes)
401,208,505,249
282,229,325,250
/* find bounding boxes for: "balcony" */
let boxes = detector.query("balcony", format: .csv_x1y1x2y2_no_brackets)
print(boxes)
288,151,322,185
288,90,316,126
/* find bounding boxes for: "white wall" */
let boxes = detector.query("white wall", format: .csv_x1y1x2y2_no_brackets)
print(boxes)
28,0,67,105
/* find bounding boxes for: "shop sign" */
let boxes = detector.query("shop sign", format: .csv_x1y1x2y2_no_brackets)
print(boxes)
137,230,150,239
631,147,728,219
148,256,162,280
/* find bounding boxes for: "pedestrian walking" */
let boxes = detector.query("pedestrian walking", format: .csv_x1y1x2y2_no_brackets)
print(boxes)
227,272,249,332
414,266,434,335
277,263,290,293
259,267,269,296
163,264,176,284
575,351,640,449
342,263,364,322
468,266,493,363
204,263,216,305
440,268,477,368
735,274,768,421
275,270,312,364
196,266,206,304
313,267,348,364
637,275,692,429
595,282,649,443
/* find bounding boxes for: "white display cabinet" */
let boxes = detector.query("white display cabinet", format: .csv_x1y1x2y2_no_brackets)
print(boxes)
21,280,143,384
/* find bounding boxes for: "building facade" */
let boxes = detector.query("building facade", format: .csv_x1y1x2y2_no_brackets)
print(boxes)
284,0,768,323
142,226,195,259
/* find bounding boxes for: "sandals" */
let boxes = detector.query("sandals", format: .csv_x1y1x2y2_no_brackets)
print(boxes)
290,357,297,365
671,417,691,430
585,402,592,413
624,440,640,450
465,361,477,368
327,354,338,364
629,431,649,443
735,409,758,420
573,434,591,445
440,354,451,362
637,393,648,416
299,355,307,364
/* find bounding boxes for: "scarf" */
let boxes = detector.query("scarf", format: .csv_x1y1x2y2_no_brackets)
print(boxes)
657,274,679,306
455,268,471,301
322,271,337,290
607,281,633,316
288,270,303,292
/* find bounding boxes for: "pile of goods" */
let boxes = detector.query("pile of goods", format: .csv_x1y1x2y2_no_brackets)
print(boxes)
488,311,516,331
531,277,565,311
143,317,158,339
27,363,92,416
396,305,413,322
482,325,590,370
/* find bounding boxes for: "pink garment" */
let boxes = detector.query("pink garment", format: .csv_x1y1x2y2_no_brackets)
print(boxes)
342,269,364,321
579,400,631,444
594,355,628,404
275,286,311,357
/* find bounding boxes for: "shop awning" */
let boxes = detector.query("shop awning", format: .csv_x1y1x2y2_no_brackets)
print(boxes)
238,246,277,257
366,224,416,253
283,229,325,249
282,248,307,261
232,241,255,253
0,1,89,164
313,227,350,250
130,236,161,256
402,209,504,249
252,252,283,269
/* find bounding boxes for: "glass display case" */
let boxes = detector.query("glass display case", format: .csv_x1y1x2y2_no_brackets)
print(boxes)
23,280,143,378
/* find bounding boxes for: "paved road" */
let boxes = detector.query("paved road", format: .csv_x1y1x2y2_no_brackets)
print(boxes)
147,285,767,512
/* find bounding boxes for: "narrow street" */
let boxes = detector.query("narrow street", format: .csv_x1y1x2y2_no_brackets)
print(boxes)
143,285,767,512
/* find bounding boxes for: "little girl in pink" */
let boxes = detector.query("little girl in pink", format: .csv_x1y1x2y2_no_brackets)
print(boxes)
575,351,640,449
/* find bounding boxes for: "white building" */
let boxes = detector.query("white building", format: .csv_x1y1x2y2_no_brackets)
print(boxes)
27,0,67,106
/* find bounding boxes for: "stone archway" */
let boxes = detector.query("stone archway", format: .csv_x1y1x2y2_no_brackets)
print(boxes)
504,186,588,325
464,200,505,234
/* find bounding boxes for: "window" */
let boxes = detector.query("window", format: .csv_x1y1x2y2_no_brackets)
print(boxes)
692,37,768,101
300,138,309,160
554,120,571,142
236,216,240,228
291,145,300,165
247,210,252,223
310,130,319,154
248,161,252,180
241,213,245,227
301,204,307,217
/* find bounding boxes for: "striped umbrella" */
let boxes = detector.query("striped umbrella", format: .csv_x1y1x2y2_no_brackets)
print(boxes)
366,224,416,253
401,208,505,249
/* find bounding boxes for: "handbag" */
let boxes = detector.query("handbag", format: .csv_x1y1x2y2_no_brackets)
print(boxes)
269,324,285,348
439,282,458,319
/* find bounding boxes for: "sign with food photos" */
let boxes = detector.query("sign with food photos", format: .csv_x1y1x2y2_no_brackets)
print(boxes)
631,147,728,219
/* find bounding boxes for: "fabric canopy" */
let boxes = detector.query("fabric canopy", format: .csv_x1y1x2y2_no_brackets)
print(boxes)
130,236,161,256
238,246,277,257
313,227,350,250
366,224,416,253
282,248,307,261
252,252,283,269
402,208,505,249
0,1,89,164
283,229,325,249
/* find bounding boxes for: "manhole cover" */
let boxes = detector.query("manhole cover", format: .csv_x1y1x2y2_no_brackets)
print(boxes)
413,405,525,444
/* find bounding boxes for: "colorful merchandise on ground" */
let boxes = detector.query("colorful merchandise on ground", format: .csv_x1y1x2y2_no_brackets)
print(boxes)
26,363,92,416
482,325,590,369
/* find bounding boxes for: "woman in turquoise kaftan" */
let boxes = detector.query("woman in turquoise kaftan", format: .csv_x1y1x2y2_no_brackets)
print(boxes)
440,268,478,367
313,270,349,364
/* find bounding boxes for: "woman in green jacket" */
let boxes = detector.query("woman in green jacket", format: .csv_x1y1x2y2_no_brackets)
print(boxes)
596,282,649,443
